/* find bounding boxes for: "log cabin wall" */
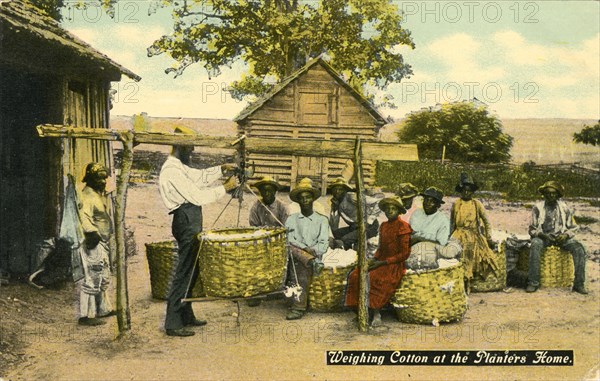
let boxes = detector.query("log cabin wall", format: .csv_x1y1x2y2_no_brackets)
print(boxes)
238,59,384,193
0,0,139,274
62,80,114,186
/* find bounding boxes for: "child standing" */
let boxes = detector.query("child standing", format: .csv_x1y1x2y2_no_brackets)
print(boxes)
450,173,498,291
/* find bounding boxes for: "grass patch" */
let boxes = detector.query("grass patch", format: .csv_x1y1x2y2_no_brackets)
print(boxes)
575,215,598,225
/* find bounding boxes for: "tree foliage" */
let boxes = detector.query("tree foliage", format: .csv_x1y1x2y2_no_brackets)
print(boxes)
396,102,513,163
573,120,600,146
146,0,415,100
28,0,64,21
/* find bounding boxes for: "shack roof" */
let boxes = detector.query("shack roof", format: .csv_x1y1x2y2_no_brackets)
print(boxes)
0,0,140,81
234,56,386,124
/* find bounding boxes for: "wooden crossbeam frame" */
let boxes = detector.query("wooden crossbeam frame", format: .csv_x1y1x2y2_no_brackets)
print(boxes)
36,124,419,334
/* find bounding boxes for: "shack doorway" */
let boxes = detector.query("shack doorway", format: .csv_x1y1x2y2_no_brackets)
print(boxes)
0,66,57,273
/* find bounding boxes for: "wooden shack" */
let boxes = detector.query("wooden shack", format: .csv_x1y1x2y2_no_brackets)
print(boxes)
234,57,386,193
0,1,140,274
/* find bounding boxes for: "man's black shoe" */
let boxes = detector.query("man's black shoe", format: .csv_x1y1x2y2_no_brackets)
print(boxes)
573,286,588,295
78,317,106,326
525,285,538,293
166,328,195,337
186,319,207,327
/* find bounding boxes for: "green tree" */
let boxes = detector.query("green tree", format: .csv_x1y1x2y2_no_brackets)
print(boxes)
396,102,513,163
573,120,600,146
28,0,64,21
146,0,414,100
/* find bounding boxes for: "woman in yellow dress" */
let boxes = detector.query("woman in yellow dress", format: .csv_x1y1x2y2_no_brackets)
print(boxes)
450,173,498,292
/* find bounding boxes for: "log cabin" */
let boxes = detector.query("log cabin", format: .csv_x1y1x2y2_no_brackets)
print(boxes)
234,57,387,194
0,0,140,274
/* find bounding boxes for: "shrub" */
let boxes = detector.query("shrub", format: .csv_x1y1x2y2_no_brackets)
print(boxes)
375,160,600,200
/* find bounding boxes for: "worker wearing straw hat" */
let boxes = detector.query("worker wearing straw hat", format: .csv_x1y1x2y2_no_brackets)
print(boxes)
396,182,420,222
345,196,412,327
327,177,381,250
247,176,289,307
159,125,239,337
526,181,587,294
249,176,289,228
284,178,329,320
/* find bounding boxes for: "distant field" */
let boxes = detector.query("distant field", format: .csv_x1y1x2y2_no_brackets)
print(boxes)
381,118,599,166
112,115,599,166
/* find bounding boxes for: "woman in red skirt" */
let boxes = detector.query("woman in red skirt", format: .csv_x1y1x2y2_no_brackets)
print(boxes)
345,197,412,326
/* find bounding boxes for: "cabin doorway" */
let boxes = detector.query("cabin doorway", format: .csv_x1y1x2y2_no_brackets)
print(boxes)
0,66,56,273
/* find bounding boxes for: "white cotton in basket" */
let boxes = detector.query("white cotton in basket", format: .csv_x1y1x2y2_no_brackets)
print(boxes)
202,229,269,241
322,248,357,269
437,258,460,269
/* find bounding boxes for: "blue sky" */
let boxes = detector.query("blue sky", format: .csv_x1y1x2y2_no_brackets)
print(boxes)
62,1,600,120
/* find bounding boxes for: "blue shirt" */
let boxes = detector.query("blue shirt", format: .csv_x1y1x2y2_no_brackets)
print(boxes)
285,212,330,257
409,208,450,246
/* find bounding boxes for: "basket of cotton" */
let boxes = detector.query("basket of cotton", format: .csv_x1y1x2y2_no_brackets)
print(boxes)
308,248,357,312
198,227,288,298
392,262,467,325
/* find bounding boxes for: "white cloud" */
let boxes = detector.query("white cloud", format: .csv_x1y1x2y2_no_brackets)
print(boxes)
494,30,600,83
425,33,505,83
68,27,100,45
113,25,167,47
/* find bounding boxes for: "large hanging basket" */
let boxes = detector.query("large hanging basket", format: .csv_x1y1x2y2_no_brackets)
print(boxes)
517,245,574,288
198,227,288,298
392,263,467,325
145,241,204,300
471,242,507,293
308,264,354,312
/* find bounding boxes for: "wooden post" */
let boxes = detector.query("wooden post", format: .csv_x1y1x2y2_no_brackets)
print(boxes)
354,137,368,332
115,131,133,334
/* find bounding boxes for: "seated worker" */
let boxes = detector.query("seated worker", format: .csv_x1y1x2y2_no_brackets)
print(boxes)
526,181,587,294
248,175,289,306
328,177,380,250
345,196,412,327
397,183,420,223
249,176,289,228
407,187,461,269
284,178,329,320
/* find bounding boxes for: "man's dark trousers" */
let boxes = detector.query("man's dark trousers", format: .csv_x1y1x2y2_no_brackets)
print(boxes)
165,203,202,330
528,237,587,289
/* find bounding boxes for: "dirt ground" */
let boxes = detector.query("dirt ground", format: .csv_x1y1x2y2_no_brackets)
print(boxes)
1,179,599,381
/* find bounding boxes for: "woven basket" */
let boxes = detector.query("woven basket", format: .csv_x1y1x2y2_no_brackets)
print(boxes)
517,246,574,288
308,264,354,312
392,263,467,325
145,241,204,300
198,227,288,298
471,243,507,292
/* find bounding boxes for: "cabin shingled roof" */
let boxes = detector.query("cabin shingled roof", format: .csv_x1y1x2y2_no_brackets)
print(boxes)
233,57,386,125
0,0,141,81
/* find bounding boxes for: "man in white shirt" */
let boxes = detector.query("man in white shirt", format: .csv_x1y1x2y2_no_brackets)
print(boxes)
159,126,238,337
284,178,329,320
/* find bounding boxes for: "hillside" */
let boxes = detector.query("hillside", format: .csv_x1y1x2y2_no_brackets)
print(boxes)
381,118,599,165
